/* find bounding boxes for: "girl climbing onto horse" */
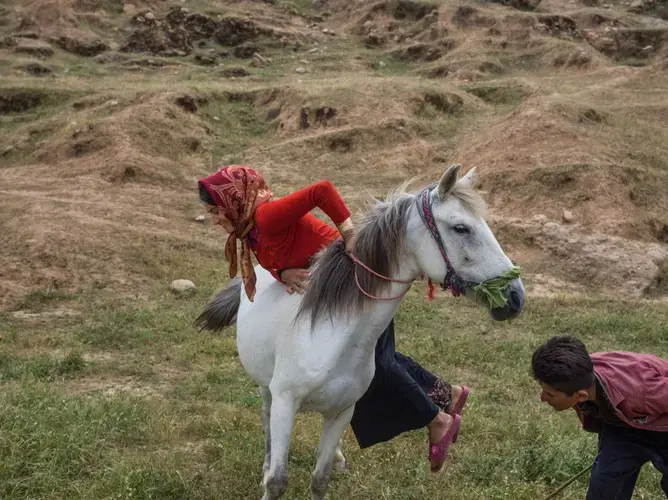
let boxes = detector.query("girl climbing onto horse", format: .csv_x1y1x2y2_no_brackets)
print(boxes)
197,164,470,472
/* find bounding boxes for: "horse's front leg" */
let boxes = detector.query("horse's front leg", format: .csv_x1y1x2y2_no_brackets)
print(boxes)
261,392,297,500
310,405,355,500
258,386,272,479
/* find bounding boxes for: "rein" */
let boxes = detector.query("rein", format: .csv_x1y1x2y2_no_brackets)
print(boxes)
346,251,413,301
347,187,467,301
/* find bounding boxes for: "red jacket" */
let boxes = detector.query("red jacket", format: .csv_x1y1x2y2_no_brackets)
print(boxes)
251,180,351,283
575,351,668,432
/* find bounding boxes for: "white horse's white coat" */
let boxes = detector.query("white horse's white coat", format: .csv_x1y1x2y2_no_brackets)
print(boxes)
233,166,525,500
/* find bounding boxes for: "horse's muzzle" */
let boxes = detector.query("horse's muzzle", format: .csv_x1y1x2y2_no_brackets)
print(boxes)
489,278,525,321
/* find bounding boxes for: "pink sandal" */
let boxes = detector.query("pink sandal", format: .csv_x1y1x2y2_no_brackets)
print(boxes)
428,413,461,473
452,386,469,443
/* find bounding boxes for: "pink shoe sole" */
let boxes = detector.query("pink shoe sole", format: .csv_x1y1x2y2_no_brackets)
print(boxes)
452,386,469,443
428,413,461,473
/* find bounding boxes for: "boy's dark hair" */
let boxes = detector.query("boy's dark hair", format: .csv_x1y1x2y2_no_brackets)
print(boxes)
531,335,594,395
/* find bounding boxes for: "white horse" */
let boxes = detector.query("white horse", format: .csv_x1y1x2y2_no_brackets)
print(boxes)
196,165,525,500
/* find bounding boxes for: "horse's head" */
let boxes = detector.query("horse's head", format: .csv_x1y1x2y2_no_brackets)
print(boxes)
410,164,525,321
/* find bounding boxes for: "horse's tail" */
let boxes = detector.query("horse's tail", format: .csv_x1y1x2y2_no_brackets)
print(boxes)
195,278,242,332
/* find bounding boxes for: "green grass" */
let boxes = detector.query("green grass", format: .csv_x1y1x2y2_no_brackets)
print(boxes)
0,351,87,381
199,97,273,166
1,291,666,499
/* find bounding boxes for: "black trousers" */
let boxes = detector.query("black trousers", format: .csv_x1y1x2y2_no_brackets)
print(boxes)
350,319,441,449
587,423,668,499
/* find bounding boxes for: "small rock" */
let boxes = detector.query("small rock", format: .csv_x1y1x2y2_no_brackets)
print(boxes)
562,209,574,223
220,67,250,78
108,100,119,106
295,67,306,73
299,59,309,64
213,116,220,121
642,45,654,53
195,215,206,222
194,53,217,65
322,28,329,33
137,15,145,23
171,279,196,294
378,61,387,68
145,12,155,21
308,47,319,53
251,52,267,67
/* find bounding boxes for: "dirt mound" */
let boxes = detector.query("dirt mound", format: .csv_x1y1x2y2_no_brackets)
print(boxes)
215,17,262,46
333,0,442,49
585,27,667,61
391,40,455,61
121,7,211,56
0,87,70,114
52,34,108,56
486,0,542,11
451,6,497,28
493,215,668,297
413,91,464,114
120,6,295,56
629,0,668,21
419,57,507,80
4,36,55,58
0,91,216,307
447,94,668,247
462,83,532,104
16,61,53,75
537,14,581,38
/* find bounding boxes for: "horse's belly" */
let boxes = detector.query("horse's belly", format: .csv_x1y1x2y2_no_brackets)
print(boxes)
300,364,375,413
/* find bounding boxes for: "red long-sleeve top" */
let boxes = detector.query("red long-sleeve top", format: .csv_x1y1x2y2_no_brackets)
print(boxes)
251,180,351,283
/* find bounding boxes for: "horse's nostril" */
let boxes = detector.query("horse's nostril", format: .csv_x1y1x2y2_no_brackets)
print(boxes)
509,290,520,309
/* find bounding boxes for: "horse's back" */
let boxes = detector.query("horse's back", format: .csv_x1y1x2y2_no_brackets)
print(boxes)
236,265,301,387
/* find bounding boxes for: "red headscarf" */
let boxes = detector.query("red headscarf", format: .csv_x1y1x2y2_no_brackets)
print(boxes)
198,165,273,301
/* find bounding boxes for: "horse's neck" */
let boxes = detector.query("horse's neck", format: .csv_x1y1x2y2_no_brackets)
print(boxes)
309,251,420,365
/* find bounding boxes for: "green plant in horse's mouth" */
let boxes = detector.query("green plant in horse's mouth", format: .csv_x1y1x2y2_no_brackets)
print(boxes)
473,266,521,309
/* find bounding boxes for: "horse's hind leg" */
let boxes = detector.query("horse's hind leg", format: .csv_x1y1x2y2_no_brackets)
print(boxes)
310,405,355,500
333,437,347,473
262,393,297,500
259,386,272,479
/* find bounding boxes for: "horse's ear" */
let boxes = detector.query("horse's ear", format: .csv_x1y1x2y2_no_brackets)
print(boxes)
459,166,477,188
437,164,462,199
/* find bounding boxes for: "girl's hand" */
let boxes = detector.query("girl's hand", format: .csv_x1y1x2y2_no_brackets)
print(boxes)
280,268,310,294
337,218,356,252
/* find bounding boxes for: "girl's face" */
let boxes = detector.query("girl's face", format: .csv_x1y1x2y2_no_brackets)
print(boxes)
206,205,234,234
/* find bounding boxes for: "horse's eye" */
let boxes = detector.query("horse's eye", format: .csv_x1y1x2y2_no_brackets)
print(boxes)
453,224,470,234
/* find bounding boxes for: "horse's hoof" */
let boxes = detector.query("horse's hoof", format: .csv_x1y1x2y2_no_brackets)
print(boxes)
333,457,347,473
